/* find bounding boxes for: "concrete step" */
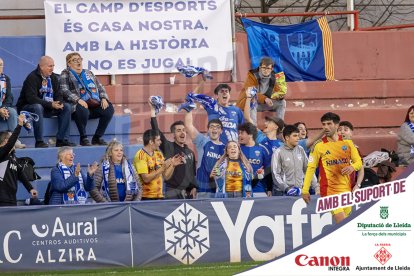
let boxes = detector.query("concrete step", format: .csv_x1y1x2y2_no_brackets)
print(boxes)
127,106,405,133
10,114,131,147
105,79,414,105
15,144,141,168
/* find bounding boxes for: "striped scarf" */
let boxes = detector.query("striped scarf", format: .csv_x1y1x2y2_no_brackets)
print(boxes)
40,76,54,102
69,69,100,102
407,122,414,134
102,159,138,201
0,73,7,107
58,163,87,204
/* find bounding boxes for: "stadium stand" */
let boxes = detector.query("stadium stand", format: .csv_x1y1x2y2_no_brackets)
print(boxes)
3,31,412,202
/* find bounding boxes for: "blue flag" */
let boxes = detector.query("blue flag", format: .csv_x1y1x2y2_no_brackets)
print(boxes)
242,17,334,81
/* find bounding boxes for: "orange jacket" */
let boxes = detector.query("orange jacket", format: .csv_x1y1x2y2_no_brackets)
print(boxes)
236,69,287,110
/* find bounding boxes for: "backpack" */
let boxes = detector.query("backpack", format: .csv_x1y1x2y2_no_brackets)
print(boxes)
360,168,380,188
17,157,41,181
43,181,52,205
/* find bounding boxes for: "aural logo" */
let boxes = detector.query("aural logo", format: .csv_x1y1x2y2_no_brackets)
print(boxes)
374,247,392,265
164,203,209,264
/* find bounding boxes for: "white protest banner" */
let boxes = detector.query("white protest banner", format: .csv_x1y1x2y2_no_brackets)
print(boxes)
44,0,233,75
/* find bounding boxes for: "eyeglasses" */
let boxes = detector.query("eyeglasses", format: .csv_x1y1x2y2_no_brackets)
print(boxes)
260,66,273,71
70,58,83,63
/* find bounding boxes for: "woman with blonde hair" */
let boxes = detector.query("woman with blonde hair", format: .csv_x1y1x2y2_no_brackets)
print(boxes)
90,140,142,202
210,141,253,198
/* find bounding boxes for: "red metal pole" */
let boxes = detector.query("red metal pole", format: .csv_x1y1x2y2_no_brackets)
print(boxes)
359,23,414,31
354,11,359,31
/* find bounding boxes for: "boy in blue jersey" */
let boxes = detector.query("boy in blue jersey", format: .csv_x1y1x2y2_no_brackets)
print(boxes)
238,122,272,197
185,82,244,144
184,109,225,198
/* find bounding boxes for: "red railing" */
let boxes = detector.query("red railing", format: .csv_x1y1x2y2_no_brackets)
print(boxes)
235,11,360,30
2,11,414,32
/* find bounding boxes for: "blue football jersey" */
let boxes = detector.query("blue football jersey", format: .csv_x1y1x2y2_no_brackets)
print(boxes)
240,144,270,193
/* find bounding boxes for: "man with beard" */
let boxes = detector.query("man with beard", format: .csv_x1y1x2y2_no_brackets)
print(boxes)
302,112,362,224
149,99,197,199
236,56,287,124
184,109,225,198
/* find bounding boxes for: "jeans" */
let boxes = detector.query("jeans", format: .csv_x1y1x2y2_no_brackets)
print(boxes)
0,107,18,131
22,103,71,142
251,98,286,124
72,102,114,138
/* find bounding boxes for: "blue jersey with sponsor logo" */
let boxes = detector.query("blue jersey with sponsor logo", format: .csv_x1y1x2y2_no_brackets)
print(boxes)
203,102,244,144
240,144,270,193
194,134,225,193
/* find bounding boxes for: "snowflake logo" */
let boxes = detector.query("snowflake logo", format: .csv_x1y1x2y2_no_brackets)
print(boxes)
164,203,210,264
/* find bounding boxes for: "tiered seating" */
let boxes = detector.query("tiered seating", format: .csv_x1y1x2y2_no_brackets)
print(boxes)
5,30,413,202
15,144,141,201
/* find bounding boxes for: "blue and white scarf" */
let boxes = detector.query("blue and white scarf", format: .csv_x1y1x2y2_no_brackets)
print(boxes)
214,159,228,198
69,69,100,102
408,122,414,157
101,159,138,201
149,96,164,115
407,122,414,134
58,163,87,205
40,76,53,102
186,92,216,110
176,65,213,80
0,73,7,107
20,111,40,133
248,87,258,110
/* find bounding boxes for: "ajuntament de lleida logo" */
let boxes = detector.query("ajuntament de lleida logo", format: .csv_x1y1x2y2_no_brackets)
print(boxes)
380,206,389,219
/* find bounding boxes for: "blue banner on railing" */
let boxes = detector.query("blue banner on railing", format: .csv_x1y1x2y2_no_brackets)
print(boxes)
242,17,335,81
0,197,335,271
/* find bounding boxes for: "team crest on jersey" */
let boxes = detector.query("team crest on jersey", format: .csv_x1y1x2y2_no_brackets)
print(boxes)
342,145,348,151
231,111,237,116
255,150,261,157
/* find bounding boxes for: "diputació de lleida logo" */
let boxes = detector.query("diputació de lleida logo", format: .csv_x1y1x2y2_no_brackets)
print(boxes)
380,206,389,219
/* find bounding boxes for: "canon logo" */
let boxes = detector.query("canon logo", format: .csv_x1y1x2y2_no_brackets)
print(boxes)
295,254,350,267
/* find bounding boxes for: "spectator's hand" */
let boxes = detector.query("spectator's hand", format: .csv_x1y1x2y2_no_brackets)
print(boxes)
74,163,81,177
190,187,197,199
88,162,98,176
171,154,184,167
266,191,272,197
18,114,25,126
352,184,360,193
341,165,355,176
52,101,64,110
277,94,285,100
30,189,38,198
302,193,311,204
78,99,88,109
0,108,9,119
101,98,109,110
264,97,273,107
245,87,254,98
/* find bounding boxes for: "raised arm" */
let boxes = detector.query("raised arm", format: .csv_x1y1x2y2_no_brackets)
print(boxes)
184,110,199,141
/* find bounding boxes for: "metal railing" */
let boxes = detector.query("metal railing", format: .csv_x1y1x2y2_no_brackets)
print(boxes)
235,10,360,30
